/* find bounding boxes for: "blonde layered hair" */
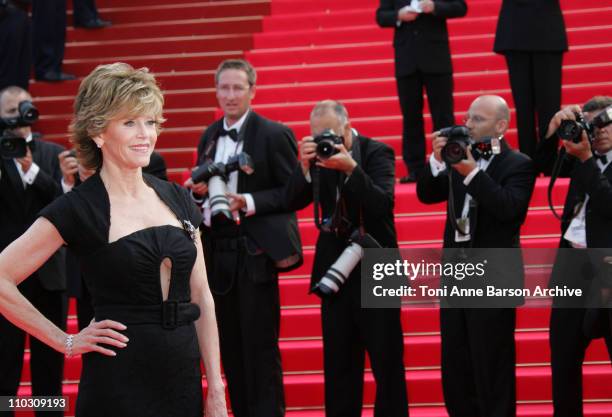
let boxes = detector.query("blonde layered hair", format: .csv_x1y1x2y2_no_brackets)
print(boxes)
70,63,165,170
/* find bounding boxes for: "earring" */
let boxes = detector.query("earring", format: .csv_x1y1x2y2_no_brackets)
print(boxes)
96,143,102,149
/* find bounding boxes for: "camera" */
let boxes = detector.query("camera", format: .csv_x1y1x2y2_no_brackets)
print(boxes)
314,129,343,160
191,152,255,223
556,113,594,144
439,125,472,165
0,100,39,159
311,229,382,297
556,106,612,144
439,125,500,165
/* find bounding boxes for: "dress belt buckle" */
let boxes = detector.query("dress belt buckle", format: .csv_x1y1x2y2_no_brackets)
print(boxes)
161,300,179,329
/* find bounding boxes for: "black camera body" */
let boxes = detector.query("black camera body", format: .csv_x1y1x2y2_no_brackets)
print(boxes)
0,100,39,159
439,125,472,165
556,106,612,144
314,129,343,160
191,152,255,223
556,113,594,144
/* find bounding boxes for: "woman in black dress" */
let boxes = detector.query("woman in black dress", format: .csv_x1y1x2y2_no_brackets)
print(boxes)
0,63,227,417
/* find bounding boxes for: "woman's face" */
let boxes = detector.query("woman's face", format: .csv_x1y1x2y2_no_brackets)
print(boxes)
96,113,159,169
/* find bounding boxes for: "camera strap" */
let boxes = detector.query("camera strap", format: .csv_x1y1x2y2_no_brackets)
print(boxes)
447,170,477,248
547,147,567,221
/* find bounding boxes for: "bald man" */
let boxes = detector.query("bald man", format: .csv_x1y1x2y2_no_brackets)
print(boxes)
417,95,536,416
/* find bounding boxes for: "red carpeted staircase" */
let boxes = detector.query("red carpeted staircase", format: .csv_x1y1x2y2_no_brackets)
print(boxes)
19,0,612,415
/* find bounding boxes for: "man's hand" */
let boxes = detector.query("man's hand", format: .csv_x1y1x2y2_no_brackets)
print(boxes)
59,150,78,186
431,131,448,163
562,131,592,162
299,136,317,176
398,8,418,22
545,105,583,139
421,0,435,14
184,177,208,196
15,147,33,173
226,192,246,212
316,143,357,174
451,145,478,177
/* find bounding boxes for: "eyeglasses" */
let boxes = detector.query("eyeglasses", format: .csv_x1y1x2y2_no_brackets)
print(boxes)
463,114,490,124
217,84,250,96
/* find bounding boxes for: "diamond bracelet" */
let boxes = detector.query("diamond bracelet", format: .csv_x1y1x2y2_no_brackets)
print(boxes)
65,334,74,358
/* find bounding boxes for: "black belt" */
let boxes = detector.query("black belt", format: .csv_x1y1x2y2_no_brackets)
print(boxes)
95,302,201,330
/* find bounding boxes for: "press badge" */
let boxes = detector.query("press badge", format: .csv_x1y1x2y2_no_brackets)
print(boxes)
455,217,471,242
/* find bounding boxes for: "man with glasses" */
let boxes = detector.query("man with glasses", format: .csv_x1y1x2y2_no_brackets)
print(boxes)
184,59,302,417
417,95,536,417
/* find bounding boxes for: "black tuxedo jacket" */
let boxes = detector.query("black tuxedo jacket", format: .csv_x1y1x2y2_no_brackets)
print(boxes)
285,134,398,289
417,142,536,304
196,111,302,269
376,0,467,76
0,136,66,290
494,0,568,53
546,149,612,306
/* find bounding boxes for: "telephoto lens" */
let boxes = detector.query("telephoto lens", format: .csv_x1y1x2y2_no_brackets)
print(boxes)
311,230,382,297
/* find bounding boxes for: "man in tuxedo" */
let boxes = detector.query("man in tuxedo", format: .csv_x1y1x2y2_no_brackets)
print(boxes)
184,59,302,417
73,0,111,29
376,0,467,183
417,95,536,417
32,0,75,82
538,97,612,417
285,100,408,417
0,86,67,417
494,0,567,165
0,1,30,90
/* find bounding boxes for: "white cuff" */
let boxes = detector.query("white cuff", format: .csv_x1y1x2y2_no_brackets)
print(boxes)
429,153,447,177
304,170,312,183
243,193,256,217
22,162,40,185
190,190,205,204
61,177,74,194
463,167,480,186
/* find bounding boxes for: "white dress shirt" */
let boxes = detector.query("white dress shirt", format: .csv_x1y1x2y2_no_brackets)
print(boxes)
13,133,39,188
429,153,495,241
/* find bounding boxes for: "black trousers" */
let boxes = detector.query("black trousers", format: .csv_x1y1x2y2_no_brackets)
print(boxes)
440,308,516,417
504,51,563,164
321,276,408,417
396,71,455,175
550,308,612,417
72,0,99,26
31,0,67,78
0,277,67,417
0,6,31,91
211,248,285,417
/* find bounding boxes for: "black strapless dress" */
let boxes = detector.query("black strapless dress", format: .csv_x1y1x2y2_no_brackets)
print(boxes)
40,173,204,417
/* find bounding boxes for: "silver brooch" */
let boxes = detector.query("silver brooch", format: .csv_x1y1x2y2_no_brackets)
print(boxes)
182,219,198,243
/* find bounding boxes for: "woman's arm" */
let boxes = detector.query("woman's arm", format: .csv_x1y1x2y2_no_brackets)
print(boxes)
190,235,228,417
0,218,128,357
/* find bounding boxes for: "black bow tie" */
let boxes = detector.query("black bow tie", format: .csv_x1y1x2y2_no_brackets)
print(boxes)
472,148,492,162
594,153,608,164
219,127,239,142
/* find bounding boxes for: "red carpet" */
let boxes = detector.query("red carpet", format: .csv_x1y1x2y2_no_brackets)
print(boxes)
18,0,612,415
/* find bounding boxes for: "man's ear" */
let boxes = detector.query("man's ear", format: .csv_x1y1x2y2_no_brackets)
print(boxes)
496,119,508,137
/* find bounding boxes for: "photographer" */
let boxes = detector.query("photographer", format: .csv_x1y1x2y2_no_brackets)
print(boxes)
0,86,66,416
417,95,536,417
184,59,302,417
285,100,408,417
540,97,612,417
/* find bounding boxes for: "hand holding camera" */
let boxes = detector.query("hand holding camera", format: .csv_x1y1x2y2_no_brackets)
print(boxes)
59,149,79,186
300,130,357,176
433,126,477,176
